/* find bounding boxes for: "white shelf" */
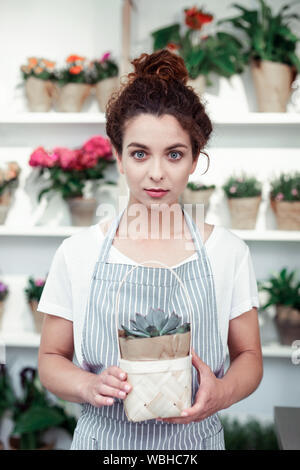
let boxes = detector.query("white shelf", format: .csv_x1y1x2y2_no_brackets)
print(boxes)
0,112,299,125
0,226,299,241
0,331,293,357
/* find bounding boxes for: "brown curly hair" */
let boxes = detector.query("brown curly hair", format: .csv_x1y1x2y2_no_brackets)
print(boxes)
105,49,213,171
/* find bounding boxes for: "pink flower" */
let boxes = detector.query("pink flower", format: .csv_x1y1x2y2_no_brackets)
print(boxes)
53,147,78,170
81,135,112,160
276,192,284,201
100,52,111,62
291,188,298,196
229,186,237,194
35,279,45,287
29,147,58,168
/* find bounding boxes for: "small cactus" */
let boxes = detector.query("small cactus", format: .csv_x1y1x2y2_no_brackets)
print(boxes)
121,307,190,339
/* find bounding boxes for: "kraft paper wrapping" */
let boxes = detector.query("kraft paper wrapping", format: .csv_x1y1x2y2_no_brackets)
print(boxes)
118,330,190,361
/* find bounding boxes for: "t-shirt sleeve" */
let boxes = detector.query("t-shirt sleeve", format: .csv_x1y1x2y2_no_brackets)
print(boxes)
37,240,73,321
229,244,260,320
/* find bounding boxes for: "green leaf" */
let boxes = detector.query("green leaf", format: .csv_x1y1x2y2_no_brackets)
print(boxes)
12,406,65,434
151,23,181,50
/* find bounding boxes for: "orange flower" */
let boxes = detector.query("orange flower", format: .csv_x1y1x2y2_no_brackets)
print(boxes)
41,59,55,68
166,42,180,51
66,55,85,63
34,66,43,74
184,6,213,30
69,65,83,74
28,57,38,67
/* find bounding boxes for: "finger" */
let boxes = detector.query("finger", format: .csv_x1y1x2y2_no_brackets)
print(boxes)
97,383,128,400
191,349,209,373
105,366,128,381
101,374,132,393
94,394,115,407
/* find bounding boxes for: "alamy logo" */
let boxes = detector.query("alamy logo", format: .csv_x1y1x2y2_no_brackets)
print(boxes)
291,340,300,365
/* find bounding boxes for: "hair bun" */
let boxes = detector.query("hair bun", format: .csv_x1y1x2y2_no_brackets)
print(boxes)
128,49,188,85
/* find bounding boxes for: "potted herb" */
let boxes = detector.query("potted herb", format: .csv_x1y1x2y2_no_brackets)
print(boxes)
151,6,247,94
221,415,279,450
222,173,262,229
269,171,300,230
181,181,216,215
0,281,9,329
0,162,21,224
53,55,92,112
29,136,116,226
218,0,300,112
24,277,46,333
118,307,192,422
88,52,119,112
9,367,76,450
0,365,16,450
20,57,56,112
258,268,300,345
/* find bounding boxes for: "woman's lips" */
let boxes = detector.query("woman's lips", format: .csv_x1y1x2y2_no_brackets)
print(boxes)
144,189,169,198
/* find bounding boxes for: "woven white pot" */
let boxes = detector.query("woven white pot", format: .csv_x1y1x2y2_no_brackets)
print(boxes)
115,259,193,422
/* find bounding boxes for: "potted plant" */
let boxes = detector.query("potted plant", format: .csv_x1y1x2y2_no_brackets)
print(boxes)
24,277,46,333
0,365,16,450
269,171,300,230
9,367,76,450
52,54,92,112
88,52,119,112
0,281,9,329
218,0,300,112
29,136,116,226
180,181,216,215
151,6,247,94
118,307,192,422
258,268,300,345
222,173,262,229
20,57,56,111
0,161,21,224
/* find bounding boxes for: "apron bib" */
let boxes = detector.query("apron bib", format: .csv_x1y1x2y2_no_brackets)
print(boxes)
71,205,225,450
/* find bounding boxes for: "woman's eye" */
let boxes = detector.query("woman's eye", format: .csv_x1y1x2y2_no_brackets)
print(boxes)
169,151,182,160
131,151,145,159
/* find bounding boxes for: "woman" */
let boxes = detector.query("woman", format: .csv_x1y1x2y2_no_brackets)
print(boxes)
38,50,263,450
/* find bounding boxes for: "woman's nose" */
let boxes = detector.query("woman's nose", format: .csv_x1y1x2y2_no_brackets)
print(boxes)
149,157,164,181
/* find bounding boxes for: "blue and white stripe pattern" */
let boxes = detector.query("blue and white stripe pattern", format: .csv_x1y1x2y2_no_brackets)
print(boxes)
71,205,225,450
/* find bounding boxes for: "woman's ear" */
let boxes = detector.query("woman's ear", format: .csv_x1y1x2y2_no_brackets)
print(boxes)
112,146,124,175
190,154,200,174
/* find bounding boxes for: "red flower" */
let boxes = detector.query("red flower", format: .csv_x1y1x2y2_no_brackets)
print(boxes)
166,42,180,51
184,6,213,30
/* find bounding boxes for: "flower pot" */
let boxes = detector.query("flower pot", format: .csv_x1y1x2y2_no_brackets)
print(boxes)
29,299,44,333
0,190,11,224
116,260,192,422
95,76,119,112
0,300,5,329
9,436,55,451
227,195,261,229
275,305,300,346
187,75,206,96
270,199,300,230
25,76,54,112
66,197,98,226
251,59,297,112
53,83,91,112
181,187,214,215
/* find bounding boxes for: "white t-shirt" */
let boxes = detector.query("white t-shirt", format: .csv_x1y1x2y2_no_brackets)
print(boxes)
37,220,260,366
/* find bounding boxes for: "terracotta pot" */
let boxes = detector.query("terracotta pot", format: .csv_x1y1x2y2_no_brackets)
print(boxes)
228,195,261,229
270,198,300,230
0,190,11,224
25,76,54,112
181,187,215,215
187,75,206,96
53,83,91,112
251,59,297,112
29,299,43,333
9,436,55,450
275,305,300,345
95,76,119,112
66,197,98,226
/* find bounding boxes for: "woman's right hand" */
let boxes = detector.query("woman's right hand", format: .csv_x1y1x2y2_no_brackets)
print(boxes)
80,366,132,407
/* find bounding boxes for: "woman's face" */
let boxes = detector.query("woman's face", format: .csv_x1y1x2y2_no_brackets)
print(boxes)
114,113,199,208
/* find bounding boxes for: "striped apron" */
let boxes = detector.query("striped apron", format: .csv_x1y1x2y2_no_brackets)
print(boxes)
71,205,225,450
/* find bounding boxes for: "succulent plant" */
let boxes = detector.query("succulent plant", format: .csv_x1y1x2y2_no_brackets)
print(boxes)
121,307,190,339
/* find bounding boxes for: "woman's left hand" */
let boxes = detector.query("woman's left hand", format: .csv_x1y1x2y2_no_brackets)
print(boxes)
157,348,225,424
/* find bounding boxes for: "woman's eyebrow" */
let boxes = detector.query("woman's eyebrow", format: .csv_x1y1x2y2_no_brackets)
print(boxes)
127,142,188,150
